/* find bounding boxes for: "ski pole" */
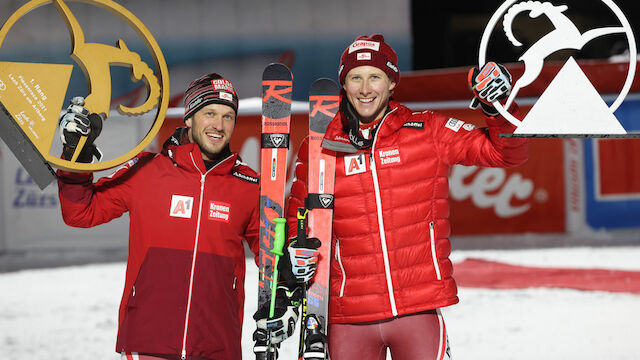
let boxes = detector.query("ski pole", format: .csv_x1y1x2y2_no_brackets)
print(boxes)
267,217,287,360
295,207,309,359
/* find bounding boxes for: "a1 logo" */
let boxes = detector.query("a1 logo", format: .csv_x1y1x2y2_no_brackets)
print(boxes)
170,195,194,219
344,153,366,176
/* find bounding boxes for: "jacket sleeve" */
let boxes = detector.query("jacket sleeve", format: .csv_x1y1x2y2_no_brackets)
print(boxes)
432,106,529,168
286,136,309,241
57,154,148,228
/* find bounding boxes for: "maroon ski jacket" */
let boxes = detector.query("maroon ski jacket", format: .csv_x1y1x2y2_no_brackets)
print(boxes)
58,142,260,359
287,101,528,324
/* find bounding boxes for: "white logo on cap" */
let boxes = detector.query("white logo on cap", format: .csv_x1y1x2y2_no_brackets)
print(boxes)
219,91,233,102
349,40,380,53
386,61,398,73
357,52,372,61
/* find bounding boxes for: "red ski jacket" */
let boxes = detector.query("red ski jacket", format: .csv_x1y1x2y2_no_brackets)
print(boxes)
287,101,528,324
58,142,260,360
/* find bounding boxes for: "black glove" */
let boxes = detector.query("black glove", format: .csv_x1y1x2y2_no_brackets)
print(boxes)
468,62,512,116
253,284,302,345
59,96,104,162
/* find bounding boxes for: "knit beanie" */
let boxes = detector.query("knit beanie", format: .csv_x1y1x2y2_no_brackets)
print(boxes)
183,73,239,120
338,34,399,85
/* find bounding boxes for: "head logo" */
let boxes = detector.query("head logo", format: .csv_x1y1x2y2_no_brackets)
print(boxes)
0,0,169,180
478,0,637,138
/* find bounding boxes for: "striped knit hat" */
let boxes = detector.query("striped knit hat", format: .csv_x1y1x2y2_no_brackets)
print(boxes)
183,73,239,120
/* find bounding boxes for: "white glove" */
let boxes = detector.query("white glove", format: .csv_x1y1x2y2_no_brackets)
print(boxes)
254,285,302,344
59,96,103,162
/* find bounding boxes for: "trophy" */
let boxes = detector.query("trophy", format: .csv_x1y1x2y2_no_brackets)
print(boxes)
0,0,169,189
475,0,637,138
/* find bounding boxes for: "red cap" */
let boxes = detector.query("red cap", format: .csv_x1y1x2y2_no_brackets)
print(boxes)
338,34,399,85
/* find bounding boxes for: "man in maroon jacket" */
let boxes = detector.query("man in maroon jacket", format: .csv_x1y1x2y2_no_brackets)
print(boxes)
286,34,528,360
57,73,296,360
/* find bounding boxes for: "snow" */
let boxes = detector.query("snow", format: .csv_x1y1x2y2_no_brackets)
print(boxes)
1,247,640,359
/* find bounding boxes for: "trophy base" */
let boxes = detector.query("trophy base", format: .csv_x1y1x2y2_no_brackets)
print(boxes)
0,102,56,190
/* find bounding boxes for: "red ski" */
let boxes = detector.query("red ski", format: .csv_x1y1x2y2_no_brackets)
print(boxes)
298,78,339,360
255,63,293,360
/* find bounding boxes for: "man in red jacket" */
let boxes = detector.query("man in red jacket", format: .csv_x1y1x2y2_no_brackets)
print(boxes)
57,73,296,360
286,34,528,360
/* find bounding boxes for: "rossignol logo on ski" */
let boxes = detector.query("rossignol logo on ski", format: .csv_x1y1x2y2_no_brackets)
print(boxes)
261,132,289,149
208,201,230,222
170,195,194,219
310,96,340,118
262,80,293,104
270,134,285,148
319,194,334,209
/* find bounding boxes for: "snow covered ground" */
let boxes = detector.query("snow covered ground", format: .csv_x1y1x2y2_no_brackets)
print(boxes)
1,246,640,359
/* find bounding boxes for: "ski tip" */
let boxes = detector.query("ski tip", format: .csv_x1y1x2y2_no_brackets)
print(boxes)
263,63,293,81
310,78,339,95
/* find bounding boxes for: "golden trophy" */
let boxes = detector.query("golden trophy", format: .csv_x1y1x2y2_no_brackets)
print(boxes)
0,0,169,189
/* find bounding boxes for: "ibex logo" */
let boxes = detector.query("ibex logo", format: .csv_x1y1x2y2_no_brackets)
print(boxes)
478,0,637,137
0,0,169,173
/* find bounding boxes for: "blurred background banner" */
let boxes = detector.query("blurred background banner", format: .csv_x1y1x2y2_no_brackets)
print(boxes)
1,0,639,268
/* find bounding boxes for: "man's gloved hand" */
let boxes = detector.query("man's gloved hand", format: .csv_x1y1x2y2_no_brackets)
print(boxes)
253,284,302,345
287,236,321,284
59,96,104,162
468,62,512,116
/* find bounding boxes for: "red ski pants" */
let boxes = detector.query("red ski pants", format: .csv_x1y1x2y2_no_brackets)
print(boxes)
328,310,451,360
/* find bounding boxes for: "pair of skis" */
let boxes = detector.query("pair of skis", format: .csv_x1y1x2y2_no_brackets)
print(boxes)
256,63,339,360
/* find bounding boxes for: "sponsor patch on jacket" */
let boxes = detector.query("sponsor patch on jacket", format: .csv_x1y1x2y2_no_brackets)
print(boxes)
377,146,402,167
170,195,194,219
344,153,367,176
208,201,230,222
463,123,477,131
232,171,259,184
445,118,464,132
402,121,424,129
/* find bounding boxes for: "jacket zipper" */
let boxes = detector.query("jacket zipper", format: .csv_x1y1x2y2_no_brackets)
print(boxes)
335,239,346,297
429,221,442,280
180,153,232,360
369,108,399,316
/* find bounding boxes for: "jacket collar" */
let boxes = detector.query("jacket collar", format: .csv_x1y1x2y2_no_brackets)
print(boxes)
167,142,237,176
322,100,412,153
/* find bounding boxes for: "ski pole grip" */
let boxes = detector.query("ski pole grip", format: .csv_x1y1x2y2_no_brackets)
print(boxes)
269,217,287,317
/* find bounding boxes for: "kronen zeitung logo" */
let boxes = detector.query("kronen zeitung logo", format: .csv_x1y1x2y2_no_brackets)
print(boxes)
0,0,169,186
478,0,637,137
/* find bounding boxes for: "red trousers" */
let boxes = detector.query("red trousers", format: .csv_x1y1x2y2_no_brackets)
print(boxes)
121,353,211,360
328,310,451,360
